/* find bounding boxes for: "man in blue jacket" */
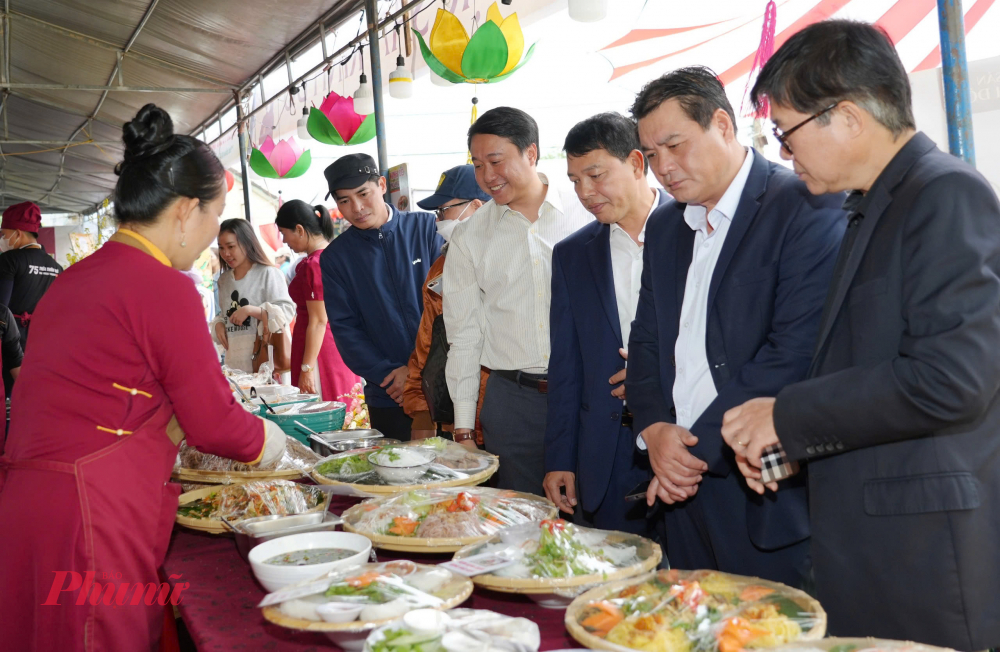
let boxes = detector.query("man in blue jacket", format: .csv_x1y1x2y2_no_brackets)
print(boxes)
625,67,846,586
320,153,444,440
543,112,668,533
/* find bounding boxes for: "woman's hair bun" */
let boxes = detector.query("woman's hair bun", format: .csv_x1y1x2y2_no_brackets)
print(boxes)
121,103,176,164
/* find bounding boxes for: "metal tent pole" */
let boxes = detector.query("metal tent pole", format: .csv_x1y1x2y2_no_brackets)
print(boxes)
235,95,252,222
937,0,975,165
364,0,389,175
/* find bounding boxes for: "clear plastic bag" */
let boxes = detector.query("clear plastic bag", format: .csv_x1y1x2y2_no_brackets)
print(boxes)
364,608,541,652
313,438,496,486
344,488,555,540
176,435,320,474
267,560,457,624
453,519,644,580
175,479,326,521
572,569,825,652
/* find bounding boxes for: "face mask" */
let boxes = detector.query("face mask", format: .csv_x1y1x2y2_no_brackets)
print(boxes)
434,203,472,242
0,235,12,254
435,218,460,242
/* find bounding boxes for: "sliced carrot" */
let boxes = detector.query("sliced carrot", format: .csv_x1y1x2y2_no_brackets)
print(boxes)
740,585,775,602
346,571,384,588
388,516,419,536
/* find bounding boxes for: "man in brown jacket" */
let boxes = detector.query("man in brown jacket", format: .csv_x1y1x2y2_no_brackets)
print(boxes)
403,165,490,447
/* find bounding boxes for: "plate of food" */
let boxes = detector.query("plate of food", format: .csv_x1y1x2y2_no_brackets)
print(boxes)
341,488,558,552
450,519,661,608
310,438,498,493
172,435,320,484
362,608,542,652
261,560,474,651
565,569,826,652
175,479,329,533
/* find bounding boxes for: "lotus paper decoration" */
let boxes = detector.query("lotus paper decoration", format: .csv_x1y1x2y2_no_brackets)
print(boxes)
249,136,312,179
306,92,376,146
413,2,536,84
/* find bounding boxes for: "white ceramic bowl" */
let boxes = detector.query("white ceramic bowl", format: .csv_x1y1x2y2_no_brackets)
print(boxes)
367,448,436,484
248,531,371,593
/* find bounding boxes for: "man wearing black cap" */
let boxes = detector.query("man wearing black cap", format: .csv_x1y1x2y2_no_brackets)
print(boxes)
320,154,444,440
402,165,490,445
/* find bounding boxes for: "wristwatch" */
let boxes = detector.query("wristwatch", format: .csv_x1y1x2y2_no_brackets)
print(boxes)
453,431,475,444
301,363,313,373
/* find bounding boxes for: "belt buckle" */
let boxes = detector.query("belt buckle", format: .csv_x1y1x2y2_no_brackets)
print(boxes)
536,379,548,394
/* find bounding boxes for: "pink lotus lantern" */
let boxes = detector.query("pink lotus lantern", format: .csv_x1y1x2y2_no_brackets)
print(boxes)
249,136,312,179
306,92,376,146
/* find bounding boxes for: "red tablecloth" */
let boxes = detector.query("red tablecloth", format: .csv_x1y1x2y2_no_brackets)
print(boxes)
162,497,582,651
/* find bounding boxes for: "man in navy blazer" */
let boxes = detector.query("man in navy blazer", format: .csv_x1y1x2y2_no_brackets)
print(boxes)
544,113,668,533
625,67,846,586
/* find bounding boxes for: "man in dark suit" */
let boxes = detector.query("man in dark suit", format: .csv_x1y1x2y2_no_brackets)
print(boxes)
544,113,668,533
625,67,846,586
722,21,1000,651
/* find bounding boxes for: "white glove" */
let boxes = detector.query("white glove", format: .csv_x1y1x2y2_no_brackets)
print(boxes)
259,419,287,468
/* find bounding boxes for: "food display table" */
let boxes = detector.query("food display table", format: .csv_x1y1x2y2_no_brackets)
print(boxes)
162,496,581,651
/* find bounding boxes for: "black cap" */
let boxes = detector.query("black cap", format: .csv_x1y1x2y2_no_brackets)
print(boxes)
324,153,379,199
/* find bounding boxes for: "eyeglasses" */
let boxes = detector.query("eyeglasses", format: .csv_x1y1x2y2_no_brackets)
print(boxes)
772,102,838,155
435,199,472,221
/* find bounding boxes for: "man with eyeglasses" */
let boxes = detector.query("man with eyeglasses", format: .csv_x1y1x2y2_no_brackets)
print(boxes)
624,66,846,586
402,165,491,445
721,21,1000,649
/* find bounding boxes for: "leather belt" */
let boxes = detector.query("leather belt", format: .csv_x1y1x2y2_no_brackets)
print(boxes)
490,369,548,394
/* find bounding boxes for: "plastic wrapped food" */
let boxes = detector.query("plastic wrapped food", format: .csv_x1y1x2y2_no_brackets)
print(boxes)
313,438,496,487
364,608,541,652
343,488,557,542
570,569,825,652
262,561,469,625
175,480,326,522
774,639,955,652
175,435,320,474
455,519,644,580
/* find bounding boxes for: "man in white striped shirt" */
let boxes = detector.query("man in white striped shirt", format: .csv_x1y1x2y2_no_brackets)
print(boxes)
443,107,592,495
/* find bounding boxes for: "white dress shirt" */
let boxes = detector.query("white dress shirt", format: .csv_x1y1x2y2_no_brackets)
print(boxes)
443,173,593,430
672,149,754,428
610,188,662,350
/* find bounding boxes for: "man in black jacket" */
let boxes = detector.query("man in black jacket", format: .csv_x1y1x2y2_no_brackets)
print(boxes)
722,20,1000,651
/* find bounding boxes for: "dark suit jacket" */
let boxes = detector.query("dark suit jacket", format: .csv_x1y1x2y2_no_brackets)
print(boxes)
545,189,668,512
773,133,1000,650
626,152,846,550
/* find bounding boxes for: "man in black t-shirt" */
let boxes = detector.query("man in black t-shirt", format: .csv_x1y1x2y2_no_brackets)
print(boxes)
0,202,62,352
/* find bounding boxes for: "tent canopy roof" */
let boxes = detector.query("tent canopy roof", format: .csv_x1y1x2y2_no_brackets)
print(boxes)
0,0,363,214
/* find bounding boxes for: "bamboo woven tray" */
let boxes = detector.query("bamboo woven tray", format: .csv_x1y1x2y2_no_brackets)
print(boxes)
310,455,499,494
772,638,956,652
174,482,326,534
564,570,827,651
260,563,473,633
455,530,662,594
171,466,305,484
340,490,557,553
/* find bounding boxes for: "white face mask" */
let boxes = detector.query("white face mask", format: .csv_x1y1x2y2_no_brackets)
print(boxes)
434,203,472,242
0,234,13,254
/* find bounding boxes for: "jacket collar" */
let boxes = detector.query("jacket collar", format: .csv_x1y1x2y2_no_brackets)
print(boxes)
350,202,399,241
812,132,936,355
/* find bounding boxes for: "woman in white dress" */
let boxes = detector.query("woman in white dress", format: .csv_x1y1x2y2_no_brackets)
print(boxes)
212,219,294,373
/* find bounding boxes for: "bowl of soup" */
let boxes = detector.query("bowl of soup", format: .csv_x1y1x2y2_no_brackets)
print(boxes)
248,531,372,592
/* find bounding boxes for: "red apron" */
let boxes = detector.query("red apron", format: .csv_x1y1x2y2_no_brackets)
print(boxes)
0,399,182,652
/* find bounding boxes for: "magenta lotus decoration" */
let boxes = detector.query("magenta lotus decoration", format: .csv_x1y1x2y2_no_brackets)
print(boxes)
249,136,312,179
306,92,376,146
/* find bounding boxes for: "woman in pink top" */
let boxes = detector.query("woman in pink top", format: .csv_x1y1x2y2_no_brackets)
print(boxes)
276,200,360,399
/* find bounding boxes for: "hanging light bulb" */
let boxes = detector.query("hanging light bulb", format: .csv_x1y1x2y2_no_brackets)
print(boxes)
388,55,413,99
353,56,375,114
296,106,310,140
568,0,607,22
354,73,375,115
430,68,452,87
